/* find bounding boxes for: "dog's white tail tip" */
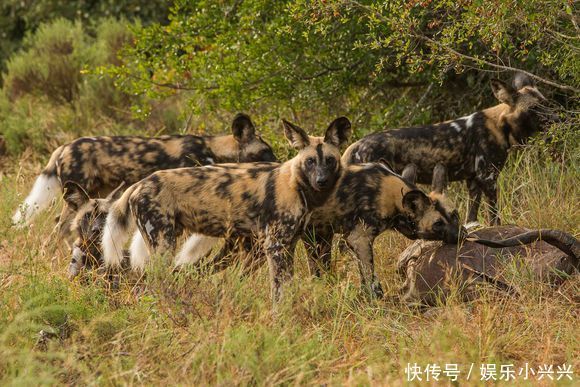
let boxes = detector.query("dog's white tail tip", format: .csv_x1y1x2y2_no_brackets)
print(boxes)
12,174,60,226
129,231,149,271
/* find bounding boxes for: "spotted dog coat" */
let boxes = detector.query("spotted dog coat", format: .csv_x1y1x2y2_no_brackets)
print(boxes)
64,182,126,278
12,113,277,236
102,117,352,303
302,162,463,297
342,74,553,224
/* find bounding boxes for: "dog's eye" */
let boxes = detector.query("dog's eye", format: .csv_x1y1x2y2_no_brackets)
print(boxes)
433,220,445,229
326,157,336,167
306,157,316,167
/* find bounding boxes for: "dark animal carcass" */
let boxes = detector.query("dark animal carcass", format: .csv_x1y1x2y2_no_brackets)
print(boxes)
397,225,579,305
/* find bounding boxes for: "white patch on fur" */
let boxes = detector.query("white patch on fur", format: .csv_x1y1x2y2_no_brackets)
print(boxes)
12,174,60,226
102,211,131,268
144,220,155,242
129,231,149,271
474,155,485,171
460,113,476,129
451,122,462,132
174,234,220,267
207,157,214,164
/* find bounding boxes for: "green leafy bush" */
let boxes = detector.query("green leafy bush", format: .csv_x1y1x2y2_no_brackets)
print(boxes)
3,19,88,103
0,0,171,74
0,18,152,155
110,0,578,134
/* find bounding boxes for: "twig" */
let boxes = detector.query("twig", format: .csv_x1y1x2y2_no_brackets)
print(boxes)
125,73,217,92
404,82,433,123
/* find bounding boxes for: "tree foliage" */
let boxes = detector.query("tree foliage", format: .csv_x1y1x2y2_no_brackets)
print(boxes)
0,0,171,75
110,0,578,131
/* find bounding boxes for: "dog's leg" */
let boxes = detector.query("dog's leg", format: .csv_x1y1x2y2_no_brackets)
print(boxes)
482,180,501,225
466,179,482,223
264,232,297,305
345,226,383,298
152,225,179,264
129,231,150,271
303,224,334,277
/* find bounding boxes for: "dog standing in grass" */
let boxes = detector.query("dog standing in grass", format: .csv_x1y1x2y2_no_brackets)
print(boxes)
12,113,277,236
342,73,556,224
102,117,352,303
299,161,464,297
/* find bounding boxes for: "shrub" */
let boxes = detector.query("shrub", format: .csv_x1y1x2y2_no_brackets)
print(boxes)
0,18,157,155
3,19,89,103
76,18,135,123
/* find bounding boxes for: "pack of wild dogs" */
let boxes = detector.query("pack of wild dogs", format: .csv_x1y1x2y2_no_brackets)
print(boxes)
12,73,579,305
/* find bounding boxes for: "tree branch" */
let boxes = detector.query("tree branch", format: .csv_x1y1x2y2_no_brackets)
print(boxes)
125,73,218,91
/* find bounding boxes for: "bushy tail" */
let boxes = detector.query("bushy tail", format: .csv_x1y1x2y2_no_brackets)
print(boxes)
102,184,138,268
12,145,65,226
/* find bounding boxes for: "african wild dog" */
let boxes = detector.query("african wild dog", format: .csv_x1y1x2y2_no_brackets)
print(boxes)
63,182,127,278
12,113,277,236
301,161,464,297
101,117,352,303
342,73,556,224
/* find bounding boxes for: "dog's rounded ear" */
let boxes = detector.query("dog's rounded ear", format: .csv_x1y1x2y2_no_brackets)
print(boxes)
513,72,534,90
232,113,256,143
282,119,310,150
63,181,90,211
431,164,447,194
106,182,126,202
402,190,430,216
324,117,352,148
491,79,517,106
401,163,417,185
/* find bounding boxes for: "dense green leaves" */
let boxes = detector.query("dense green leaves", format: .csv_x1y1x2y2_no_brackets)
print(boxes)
108,0,578,131
0,1,577,153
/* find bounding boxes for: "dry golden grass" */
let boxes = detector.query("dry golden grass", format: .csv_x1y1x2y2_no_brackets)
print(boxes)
0,142,578,385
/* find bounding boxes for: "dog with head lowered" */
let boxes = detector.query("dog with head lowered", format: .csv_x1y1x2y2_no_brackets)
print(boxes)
102,117,352,303
12,114,277,235
342,73,555,224
297,161,464,298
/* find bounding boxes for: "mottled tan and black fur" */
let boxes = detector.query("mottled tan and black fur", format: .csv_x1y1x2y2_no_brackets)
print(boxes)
196,162,463,298
342,73,555,224
12,113,277,236
302,162,463,297
102,117,352,303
